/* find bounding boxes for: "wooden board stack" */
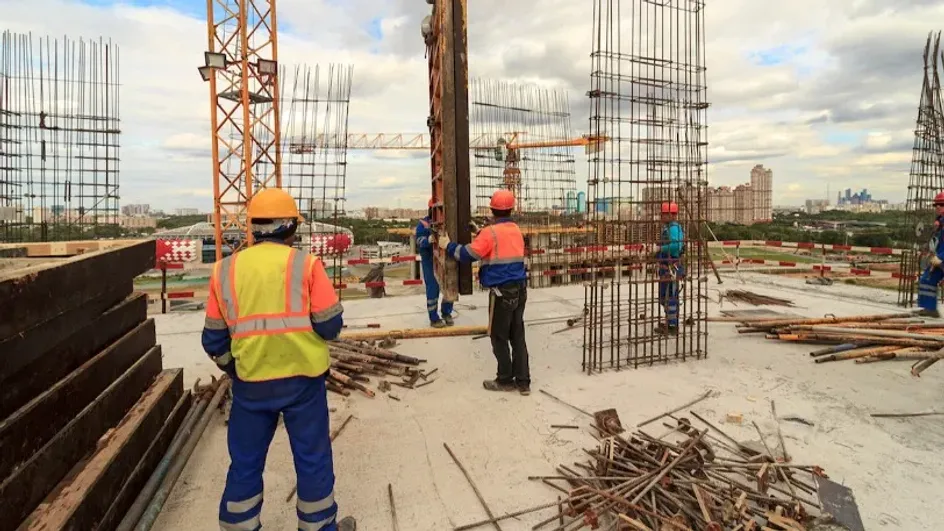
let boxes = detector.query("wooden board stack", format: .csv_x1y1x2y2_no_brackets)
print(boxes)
0,240,192,530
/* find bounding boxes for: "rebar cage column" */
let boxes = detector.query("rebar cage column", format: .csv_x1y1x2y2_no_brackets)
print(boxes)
582,0,709,373
0,31,120,243
899,32,944,307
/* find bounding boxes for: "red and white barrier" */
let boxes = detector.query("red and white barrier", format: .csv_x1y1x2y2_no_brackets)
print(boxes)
718,258,912,280
155,239,200,264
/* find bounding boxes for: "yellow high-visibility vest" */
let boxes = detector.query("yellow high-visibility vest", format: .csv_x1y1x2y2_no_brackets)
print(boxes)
210,243,334,381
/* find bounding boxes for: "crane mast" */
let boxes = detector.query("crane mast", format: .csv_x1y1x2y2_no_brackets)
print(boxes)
201,0,282,260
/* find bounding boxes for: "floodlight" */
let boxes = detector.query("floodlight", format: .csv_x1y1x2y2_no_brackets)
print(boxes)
421,15,432,39
205,51,227,69
198,65,212,82
257,59,277,75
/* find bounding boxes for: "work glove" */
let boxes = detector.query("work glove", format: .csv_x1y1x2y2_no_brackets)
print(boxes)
469,220,481,234
932,255,943,268
438,232,451,250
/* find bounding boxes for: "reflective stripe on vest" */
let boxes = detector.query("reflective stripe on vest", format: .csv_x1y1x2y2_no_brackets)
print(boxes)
479,223,525,266
220,249,310,339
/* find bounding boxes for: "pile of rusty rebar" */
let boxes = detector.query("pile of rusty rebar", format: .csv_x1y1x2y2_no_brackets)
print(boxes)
326,338,435,398
732,312,943,376
512,415,827,531
722,289,795,307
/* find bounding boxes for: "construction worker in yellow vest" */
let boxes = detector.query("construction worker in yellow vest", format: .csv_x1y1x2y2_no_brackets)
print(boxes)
202,187,356,531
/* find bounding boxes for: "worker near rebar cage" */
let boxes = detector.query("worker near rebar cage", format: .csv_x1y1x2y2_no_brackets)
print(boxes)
917,192,944,318
416,198,456,328
656,201,685,335
201,187,357,531
437,189,531,395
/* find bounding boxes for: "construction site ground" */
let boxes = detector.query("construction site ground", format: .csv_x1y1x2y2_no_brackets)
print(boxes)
151,272,944,530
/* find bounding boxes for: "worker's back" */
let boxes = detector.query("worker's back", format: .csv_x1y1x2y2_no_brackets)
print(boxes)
216,242,331,381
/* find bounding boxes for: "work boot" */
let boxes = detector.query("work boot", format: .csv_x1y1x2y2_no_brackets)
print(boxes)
482,379,516,392
338,516,357,531
917,309,941,318
654,324,678,335
431,319,448,329
517,383,531,396
443,314,455,326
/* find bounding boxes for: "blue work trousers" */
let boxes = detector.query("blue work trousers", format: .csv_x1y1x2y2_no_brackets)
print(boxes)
918,265,944,311
220,375,338,531
420,253,453,322
657,255,685,328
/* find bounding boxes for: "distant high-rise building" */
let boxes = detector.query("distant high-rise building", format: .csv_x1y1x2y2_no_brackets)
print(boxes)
122,203,151,216
707,187,736,223
749,164,773,222
174,208,200,216
734,184,755,225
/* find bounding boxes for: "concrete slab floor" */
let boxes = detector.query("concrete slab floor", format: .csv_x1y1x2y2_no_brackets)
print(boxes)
152,273,944,530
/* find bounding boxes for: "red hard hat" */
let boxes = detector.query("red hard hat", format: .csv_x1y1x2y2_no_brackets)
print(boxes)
935,192,944,205
428,197,435,208
661,201,679,214
490,189,515,210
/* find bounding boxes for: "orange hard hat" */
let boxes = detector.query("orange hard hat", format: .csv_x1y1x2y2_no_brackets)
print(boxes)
248,187,301,221
428,197,435,208
490,189,515,210
935,192,944,205
661,201,679,214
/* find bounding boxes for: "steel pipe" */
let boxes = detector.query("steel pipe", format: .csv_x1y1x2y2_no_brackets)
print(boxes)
133,377,231,531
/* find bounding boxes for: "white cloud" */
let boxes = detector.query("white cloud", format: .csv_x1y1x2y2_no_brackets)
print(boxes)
2,0,939,211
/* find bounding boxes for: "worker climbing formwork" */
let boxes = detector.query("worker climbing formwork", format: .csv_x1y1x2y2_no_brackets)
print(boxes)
416,198,456,328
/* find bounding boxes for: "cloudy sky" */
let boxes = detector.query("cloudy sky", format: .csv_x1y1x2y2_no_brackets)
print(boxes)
3,0,940,211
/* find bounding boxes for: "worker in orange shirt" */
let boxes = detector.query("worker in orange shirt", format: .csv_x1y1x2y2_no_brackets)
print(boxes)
438,190,531,395
202,188,356,531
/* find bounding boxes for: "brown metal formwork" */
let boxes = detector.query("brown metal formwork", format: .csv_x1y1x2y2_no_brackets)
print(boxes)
0,31,121,243
582,0,709,373
424,0,473,298
899,32,944,307
204,0,281,260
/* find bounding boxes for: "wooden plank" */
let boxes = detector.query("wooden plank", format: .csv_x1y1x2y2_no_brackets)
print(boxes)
0,247,27,258
0,239,146,258
0,345,163,529
0,239,155,342
0,293,148,421
0,319,156,481
18,369,185,531
96,390,192,531
0,284,135,386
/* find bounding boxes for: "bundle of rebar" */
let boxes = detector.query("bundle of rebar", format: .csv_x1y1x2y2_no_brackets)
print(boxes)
516,416,826,530
722,289,795,307
732,312,942,376
325,339,433,398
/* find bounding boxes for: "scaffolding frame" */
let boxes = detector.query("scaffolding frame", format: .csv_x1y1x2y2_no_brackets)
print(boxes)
582,0,709,373
0,31,121,243
469,78,593,287
271,63,353,290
